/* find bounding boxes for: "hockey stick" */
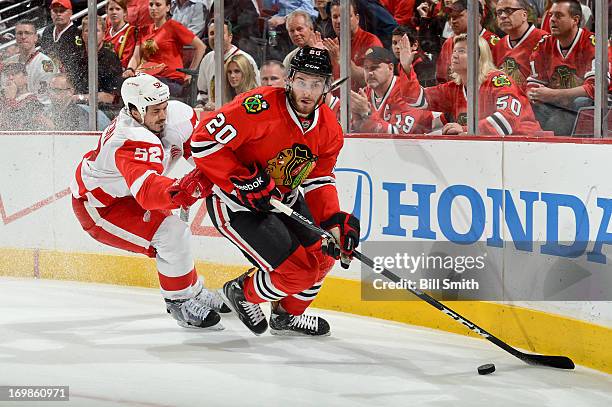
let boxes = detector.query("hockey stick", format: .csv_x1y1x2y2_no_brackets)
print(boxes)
270,199,575,370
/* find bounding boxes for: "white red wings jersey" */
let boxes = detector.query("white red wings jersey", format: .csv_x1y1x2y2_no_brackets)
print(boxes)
358,76,443,134
71,100,198,210
436,29,500,83
400,69,542,136
191,86,343,224
527,29,596,95
493,25,548,88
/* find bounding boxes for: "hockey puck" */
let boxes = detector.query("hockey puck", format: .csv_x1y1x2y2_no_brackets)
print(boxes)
477,363,495,375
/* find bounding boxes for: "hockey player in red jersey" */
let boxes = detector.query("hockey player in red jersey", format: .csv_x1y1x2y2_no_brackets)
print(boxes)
191,47,360,337
351,46,442,134
70,73,229,329
399,33,542,136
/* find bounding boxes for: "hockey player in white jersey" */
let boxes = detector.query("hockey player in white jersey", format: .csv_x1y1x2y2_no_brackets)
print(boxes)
70,73,229,329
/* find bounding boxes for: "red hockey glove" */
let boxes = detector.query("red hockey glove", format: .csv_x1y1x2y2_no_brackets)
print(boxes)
320,212,360,269
230,164,281,211
167,168,212,208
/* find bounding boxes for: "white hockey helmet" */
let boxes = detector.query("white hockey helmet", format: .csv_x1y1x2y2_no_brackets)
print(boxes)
121,73,170,122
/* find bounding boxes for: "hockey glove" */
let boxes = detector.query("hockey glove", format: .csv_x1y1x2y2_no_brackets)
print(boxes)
230,164,281,211
320,212,360,269
167,168,212,209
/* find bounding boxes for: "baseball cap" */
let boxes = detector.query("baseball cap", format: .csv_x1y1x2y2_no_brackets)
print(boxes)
363,47,396,64
445,0,482,15
50,0,72,10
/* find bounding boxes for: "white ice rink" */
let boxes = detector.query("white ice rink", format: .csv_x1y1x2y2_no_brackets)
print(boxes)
0,277,611,407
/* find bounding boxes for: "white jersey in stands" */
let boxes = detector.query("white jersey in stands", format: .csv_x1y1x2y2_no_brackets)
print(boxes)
70,100,198,208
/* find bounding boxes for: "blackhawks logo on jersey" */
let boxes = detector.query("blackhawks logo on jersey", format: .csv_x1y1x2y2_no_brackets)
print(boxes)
243,94,269,114
42,60,54,73
500,58,524,85
492,74,512,88
551,65,580,89
266,143,318,190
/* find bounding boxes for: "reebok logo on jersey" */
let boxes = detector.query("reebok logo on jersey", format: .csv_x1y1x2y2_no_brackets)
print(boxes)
234,176,265,191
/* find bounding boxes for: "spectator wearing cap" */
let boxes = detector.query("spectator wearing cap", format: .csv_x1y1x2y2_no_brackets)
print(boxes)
104,0,138,69
70,16,124,106
0,63,45,130
42,73,90,131
171,0,206,38
196,19,259,105
526,0,596,135
123,0,206,96
4,20,58,106
435,0,500,84
350,46,441,134
260,60,287,87
39,0,81,75
282,10,322,69
391,25,436,86
493,0,547,88
322,0,383,89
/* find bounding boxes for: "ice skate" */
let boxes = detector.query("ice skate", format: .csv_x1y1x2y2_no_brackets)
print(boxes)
269,309,330,337
195,287,231,313
165,297,223,330
219,270,268,335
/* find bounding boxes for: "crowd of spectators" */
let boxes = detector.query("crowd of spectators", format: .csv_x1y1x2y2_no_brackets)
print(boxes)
0,0,606,136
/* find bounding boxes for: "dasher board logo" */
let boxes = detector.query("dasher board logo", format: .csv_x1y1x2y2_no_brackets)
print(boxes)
242,94,269,114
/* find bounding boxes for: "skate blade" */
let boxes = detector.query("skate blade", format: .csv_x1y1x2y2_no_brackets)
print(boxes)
176,320,225,331
269,329,331,337
217,289,266,336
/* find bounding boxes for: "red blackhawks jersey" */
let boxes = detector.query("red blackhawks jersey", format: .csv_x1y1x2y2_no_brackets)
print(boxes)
399,69,542,136
191,86,343,224
526,28,596,96
104,23,137,68
493,24,547,88
358,76,443,134
71,100,198,210
436,29,500,83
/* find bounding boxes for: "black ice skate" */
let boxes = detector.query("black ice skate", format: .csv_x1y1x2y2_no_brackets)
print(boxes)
195,287,231,313
220,270,268,335
165,297,223,330
269,310,330,337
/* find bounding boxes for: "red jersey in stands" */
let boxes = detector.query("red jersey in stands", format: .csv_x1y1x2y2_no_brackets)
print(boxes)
526,29,595,96
332,27,383,86
71,100,198,210
436,29,500,83
191,86,343,224
400,69,542,135
104,23,137,68
127,0,153,29
139,20,195,82
358,76,442,134
379,0,416,26
541,10,551,33
494,24,547,88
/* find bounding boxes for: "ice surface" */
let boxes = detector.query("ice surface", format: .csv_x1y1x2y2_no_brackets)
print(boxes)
0,277,610,407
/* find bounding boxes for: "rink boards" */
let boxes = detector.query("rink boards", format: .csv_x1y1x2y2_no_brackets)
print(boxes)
0,131,611,373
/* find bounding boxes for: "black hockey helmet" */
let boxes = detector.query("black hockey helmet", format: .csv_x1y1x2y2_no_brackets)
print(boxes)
288,46,333,80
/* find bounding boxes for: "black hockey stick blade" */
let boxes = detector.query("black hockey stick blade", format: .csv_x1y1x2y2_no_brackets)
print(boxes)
270,199,575,370
329,77,349,93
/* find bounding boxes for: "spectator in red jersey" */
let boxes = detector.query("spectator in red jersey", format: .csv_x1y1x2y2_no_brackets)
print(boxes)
123,0,206,96
379,0,416,27
104,0,137,69
71,16,124,106
398,33,542,136
526,0,595,135
127,0,153,29
0,63,45,130
391,25,436,86
322,0,383,89
350,47,441,134
493,0,547,88
435,0,500,84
